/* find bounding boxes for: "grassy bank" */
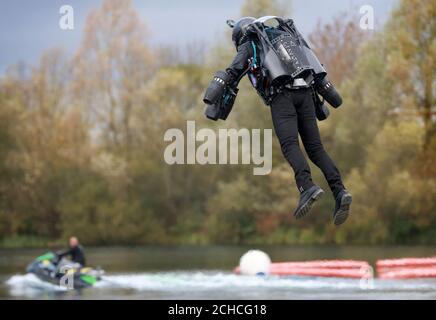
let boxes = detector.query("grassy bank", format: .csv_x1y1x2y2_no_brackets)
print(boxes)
0,236,65,249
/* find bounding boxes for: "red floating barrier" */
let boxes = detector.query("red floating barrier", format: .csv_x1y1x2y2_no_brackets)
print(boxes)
234,260,372,278
271,260,369,270
269,267,371,279
376,257,436,269
378,267,436,279
235,256,436,279
376,257,436,279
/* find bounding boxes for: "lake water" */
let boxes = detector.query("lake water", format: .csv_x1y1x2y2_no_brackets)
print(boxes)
1,245,436,300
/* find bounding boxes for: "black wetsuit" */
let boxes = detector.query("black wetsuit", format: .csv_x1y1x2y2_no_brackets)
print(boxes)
58,245,86,266
226,41,345,197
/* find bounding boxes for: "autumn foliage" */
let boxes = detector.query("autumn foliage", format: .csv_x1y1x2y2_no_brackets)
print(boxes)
0,0,435,246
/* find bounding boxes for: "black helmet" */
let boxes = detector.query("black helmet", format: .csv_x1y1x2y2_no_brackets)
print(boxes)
227,17,255,48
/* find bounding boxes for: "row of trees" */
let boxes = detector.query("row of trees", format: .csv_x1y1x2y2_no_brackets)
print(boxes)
0,0,435,246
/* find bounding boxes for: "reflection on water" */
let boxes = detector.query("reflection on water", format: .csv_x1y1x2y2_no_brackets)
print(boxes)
1,246,436,299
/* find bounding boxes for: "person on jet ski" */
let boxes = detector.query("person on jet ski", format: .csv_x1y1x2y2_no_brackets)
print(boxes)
57,236,86,267
203,17,352,225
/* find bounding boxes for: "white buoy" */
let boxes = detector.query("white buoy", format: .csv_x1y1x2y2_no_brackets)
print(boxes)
239,250,271,276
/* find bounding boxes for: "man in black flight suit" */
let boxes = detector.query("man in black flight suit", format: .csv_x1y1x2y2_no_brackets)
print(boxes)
203,17,352,225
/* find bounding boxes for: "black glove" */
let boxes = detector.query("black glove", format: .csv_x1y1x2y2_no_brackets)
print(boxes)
313,91,330,121
203,71,231,105
203,71,238,121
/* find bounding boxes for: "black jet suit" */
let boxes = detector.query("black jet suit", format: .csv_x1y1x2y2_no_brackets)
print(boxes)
225,40,345,198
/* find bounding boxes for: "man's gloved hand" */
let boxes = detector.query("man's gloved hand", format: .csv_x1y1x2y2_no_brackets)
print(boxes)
313,92,330,121
203,70,231,105
203,71,235,121
315,101,330,121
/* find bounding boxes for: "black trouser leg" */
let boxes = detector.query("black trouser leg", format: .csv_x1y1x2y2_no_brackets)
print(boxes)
270,91,314,193
295,89,345,198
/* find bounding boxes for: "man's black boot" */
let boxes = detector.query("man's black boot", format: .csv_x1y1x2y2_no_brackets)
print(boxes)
294,185,324,219
333,190,352,226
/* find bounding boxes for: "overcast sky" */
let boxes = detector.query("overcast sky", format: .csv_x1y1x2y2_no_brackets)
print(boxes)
0,0,397,73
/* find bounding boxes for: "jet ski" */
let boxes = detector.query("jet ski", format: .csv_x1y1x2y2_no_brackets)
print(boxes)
26,252,104,289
